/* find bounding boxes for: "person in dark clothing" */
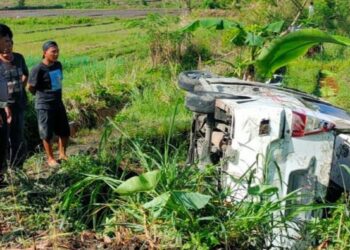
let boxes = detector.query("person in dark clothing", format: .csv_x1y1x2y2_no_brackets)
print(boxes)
0,30,28,168
28,41,70,167
0,23,13,183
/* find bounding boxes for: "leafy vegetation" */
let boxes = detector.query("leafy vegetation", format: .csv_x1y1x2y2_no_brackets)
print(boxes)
2,0,350,248
58,119,329,249
256,28,350,77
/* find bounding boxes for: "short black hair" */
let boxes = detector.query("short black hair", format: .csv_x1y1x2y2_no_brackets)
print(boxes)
0,23,13,39
42,40,58,52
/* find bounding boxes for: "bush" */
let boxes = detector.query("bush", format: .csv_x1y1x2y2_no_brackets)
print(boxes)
180,43,212,70
311,0,350,34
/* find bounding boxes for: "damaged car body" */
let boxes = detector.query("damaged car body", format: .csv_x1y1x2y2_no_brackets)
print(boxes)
179,71,350,206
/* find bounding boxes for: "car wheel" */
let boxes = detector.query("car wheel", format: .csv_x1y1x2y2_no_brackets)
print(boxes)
178,70,214,92
185,92,216,114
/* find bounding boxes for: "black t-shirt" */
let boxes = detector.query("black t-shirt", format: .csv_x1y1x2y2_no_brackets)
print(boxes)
29,61,63,110
0,53,28,109
0,63,7,108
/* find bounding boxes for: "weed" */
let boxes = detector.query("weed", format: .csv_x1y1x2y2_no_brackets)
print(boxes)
57,107,330,248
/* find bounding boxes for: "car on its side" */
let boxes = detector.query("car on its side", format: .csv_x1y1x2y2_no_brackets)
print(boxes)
179,71,350,206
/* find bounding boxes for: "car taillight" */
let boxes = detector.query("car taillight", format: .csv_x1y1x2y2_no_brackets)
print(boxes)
292,111,335,137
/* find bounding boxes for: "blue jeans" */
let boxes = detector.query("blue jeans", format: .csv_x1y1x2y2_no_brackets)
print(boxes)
8,106,27,168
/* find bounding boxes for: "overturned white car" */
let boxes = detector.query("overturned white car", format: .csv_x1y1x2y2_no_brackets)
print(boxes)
179,71,350,204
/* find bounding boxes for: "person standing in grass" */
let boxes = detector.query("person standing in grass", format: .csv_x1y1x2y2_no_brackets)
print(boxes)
28,41,70,167
0,24,29,168
0,24,13,183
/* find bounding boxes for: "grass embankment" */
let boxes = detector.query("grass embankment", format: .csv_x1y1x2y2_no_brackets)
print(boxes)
1,4,350,248
0,15,192,248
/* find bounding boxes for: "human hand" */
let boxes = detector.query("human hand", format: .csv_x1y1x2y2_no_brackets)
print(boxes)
5,106,12,124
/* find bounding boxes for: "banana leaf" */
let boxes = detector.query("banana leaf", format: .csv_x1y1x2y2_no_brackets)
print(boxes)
256,29,350,77
181,18,240,33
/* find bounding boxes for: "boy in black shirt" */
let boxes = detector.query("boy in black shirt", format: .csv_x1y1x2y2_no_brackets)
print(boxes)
28,41,70,167
0,23,13,182
0,29,29,168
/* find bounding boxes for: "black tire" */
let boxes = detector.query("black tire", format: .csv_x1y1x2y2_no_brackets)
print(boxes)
185,91,250,114
178,70,214,92
185,92,215,114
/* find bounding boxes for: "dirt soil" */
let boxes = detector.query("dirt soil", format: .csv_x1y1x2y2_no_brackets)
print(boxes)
0,8,182,18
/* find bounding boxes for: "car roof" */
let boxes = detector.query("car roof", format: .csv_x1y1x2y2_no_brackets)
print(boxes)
201,77,350,130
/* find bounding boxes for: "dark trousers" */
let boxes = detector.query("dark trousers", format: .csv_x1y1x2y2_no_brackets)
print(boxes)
8,106,26,167
0,108,8,174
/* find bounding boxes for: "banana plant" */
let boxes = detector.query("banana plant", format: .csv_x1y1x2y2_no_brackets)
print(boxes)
255,28,350,77
181,19,350,80
181,18,285,61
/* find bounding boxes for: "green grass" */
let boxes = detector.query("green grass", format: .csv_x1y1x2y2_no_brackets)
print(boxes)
1,15,192,141
6,17,148,91
2,16,154,132
283,43,350,111
58,124,337,249
2,5,350,248
115,66,191,138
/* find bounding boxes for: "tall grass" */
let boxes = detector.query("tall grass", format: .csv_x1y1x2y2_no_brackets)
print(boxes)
284,43,350,111
57,107,332,249
114,72,191,139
